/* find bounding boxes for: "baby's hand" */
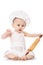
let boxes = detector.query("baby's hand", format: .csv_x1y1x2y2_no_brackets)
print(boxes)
1,29,12,39
6,29,11,32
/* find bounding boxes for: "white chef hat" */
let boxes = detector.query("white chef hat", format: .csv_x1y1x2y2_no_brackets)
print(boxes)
9,11,30,26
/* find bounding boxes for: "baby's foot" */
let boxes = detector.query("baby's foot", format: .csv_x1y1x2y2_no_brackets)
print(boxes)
5,53,16,60
20,56,27,60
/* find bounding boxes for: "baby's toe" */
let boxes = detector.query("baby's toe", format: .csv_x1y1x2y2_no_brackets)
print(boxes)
21,56,26,60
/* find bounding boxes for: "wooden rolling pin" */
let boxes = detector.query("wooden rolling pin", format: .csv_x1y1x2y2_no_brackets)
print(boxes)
25,35,43,55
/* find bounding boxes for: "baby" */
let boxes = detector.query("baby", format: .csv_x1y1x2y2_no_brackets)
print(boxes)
1,11,42,60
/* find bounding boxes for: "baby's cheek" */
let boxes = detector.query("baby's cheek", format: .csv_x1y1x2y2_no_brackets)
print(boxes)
16,27,20,30
15,26,17,29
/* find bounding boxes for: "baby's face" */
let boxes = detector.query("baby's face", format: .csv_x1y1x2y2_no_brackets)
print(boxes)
12,18,26,33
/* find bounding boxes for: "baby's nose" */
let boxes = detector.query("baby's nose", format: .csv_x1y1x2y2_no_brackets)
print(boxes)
19,26,22,29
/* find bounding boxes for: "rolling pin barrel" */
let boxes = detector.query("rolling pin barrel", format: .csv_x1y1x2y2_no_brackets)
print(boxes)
29,35,43,51
25,35,43,55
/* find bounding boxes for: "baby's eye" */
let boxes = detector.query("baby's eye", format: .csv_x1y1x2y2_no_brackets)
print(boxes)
22,25,24,27
17,24,20,26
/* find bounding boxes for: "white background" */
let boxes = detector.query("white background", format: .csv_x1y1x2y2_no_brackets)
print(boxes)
0,0,43,65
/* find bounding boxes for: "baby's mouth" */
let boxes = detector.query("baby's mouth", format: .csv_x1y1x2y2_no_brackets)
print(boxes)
19,29,22,32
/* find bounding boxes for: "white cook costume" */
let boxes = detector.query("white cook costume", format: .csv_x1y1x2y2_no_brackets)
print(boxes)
9,10,30,26
10,31,26,57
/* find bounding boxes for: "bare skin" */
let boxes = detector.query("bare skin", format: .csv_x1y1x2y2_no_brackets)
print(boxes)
1,18,43,60
5,52,21,60
5,51,34,60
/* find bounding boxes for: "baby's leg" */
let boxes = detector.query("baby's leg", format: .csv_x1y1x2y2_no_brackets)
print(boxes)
26,54,34,60
5,51,21,60
21,51,34,60
26,51,34,60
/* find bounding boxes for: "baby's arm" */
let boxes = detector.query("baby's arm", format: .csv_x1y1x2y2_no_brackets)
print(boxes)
23,32,42,37
1,29,12,39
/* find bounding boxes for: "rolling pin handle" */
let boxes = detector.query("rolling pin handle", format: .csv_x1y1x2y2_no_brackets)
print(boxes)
39,35,43,38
